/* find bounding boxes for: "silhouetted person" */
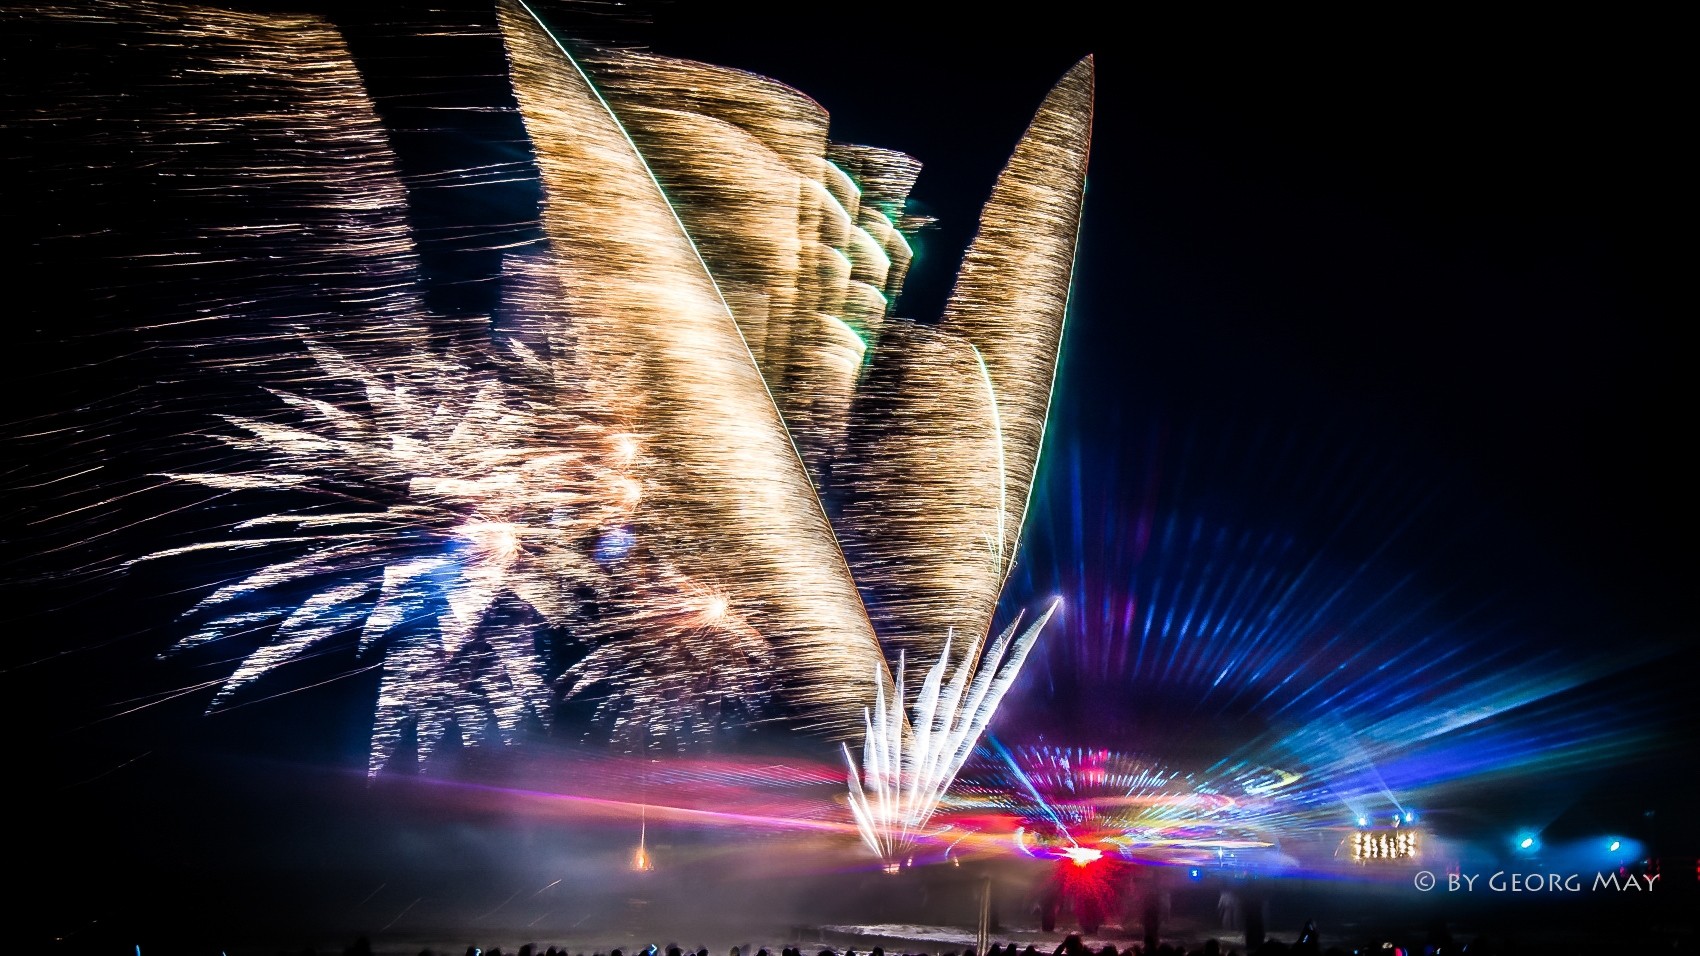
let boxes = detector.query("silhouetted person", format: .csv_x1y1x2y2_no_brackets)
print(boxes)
1296,921,1318,956
1142,889,1161,954
1243,889,1265,950
1425,919,1455,956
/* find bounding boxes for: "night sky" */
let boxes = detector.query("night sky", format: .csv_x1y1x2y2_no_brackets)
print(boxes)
633,0,1692,796
2,1,1691,947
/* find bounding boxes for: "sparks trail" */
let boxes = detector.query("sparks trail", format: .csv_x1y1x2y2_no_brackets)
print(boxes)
844,600,1059,863
11,3,1090,794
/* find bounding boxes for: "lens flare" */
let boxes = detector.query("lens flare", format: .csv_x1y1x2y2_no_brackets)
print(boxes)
1062,846,1103,867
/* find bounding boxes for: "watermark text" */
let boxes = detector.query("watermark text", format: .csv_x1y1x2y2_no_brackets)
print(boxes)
1412,870,1660,893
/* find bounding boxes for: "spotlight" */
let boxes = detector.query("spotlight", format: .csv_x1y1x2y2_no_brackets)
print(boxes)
1357,816,1369,827
1404,811,1415,823
1609,840,1621,852
1062,846,1102,867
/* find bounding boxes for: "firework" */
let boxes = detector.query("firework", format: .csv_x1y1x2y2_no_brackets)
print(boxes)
837,58,1093,670
843,600,1059,862
13,0,1093,770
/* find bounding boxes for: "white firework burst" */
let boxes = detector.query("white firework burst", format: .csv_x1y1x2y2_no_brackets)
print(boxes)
844,598,1060,862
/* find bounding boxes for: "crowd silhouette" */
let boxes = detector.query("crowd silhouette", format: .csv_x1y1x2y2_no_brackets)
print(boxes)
300,919,1668,956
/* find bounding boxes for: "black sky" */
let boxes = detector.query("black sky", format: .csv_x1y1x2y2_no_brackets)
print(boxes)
629,3,1688,626
626,3,1693,763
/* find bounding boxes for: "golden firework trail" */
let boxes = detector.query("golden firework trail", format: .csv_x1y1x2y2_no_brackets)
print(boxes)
496,0,891,743
839,57,1094,670
13,1,1094,775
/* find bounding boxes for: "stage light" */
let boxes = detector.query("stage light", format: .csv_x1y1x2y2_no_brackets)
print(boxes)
1062,846,1103,867
1520,838,1533,848
1358,816,1369,826
1404,811,1415,823
1189,868,1202,880
1609,840,1621,852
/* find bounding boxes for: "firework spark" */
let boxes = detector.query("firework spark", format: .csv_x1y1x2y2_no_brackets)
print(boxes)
837,58,1094,670
145,327,767,769
844,599,1059,862
497,0,894,741
12,1,1093,772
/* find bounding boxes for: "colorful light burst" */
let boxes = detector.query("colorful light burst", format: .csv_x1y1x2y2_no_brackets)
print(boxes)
1000,393,1680,835
953,743,1300,865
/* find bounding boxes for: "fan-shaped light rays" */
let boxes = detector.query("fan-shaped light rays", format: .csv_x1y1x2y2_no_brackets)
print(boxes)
845,600,1059,862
